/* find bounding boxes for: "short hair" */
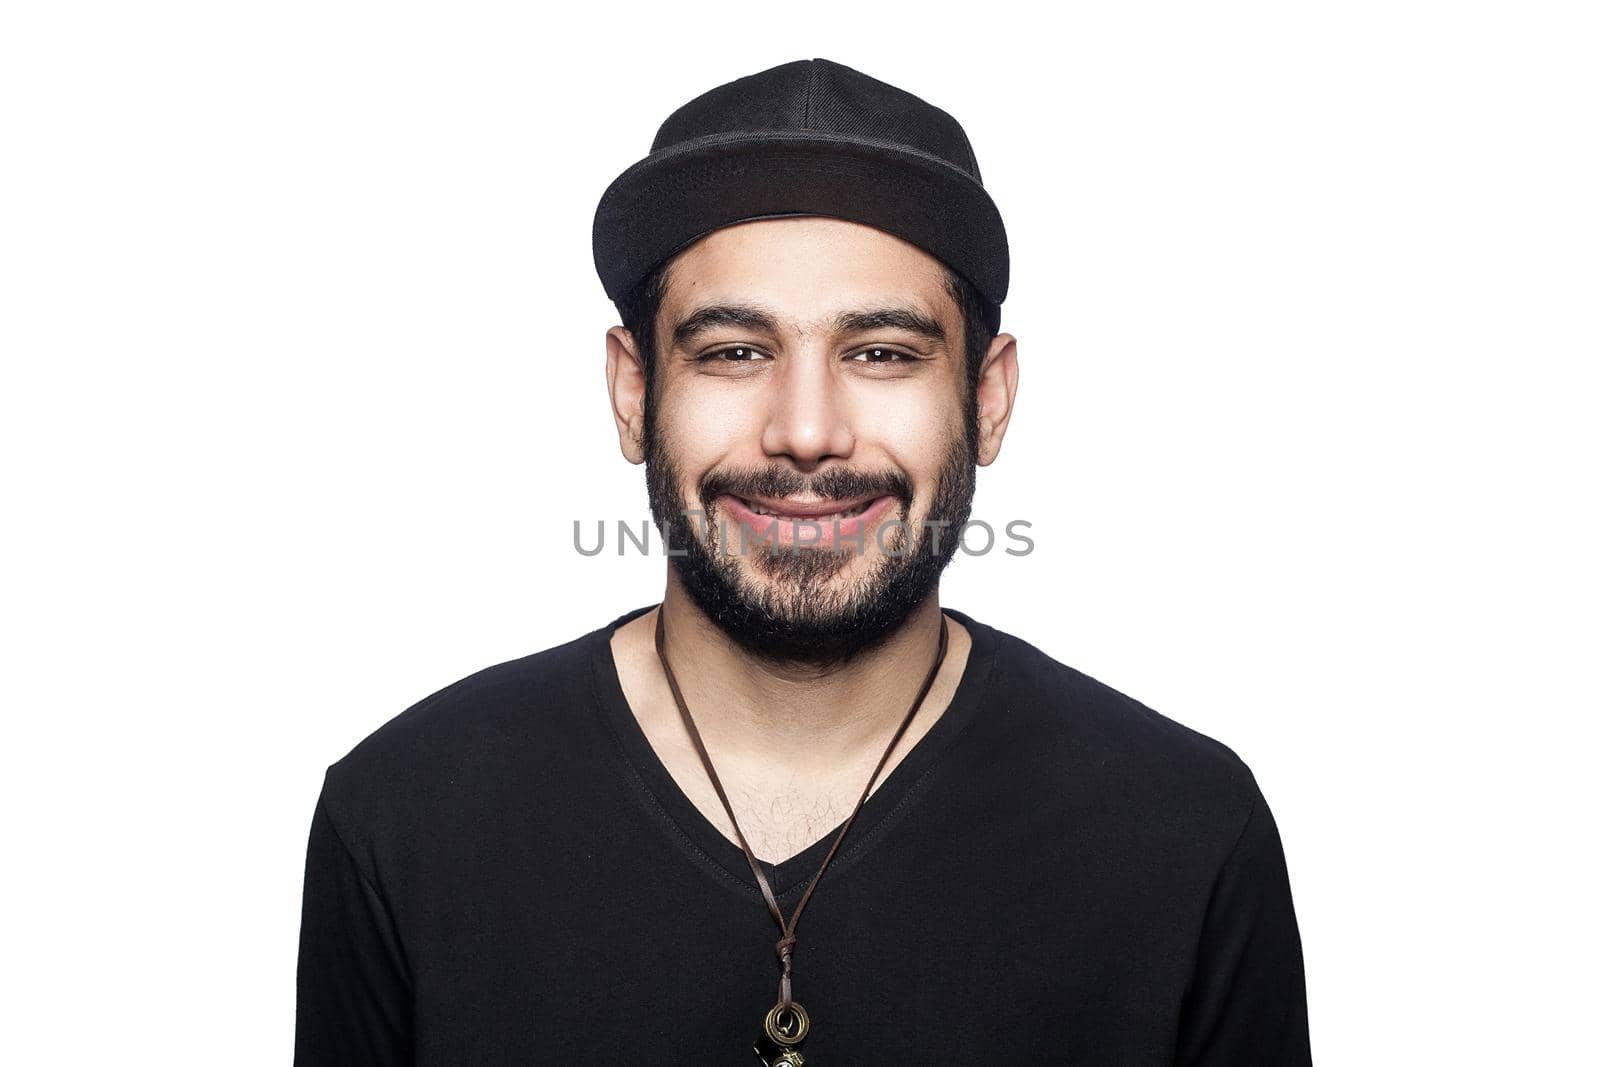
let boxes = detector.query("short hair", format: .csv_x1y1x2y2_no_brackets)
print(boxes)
616,249,995,440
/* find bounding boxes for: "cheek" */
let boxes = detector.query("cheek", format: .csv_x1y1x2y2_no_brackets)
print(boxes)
655,386,756,478
854,389,963,489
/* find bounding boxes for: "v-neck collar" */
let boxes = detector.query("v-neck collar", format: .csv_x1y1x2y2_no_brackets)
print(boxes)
588,603,1001,901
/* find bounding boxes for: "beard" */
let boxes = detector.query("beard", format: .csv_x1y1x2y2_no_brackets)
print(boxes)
643,407,979,672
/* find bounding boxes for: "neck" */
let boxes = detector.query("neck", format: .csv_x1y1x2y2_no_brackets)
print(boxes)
648,576,959,777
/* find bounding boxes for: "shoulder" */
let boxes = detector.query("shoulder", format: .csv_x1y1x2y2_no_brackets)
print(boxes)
974,617,1265,840
314,621,608,850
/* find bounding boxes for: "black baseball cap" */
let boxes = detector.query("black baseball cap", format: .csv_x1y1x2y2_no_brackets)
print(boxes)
591,57,1009,334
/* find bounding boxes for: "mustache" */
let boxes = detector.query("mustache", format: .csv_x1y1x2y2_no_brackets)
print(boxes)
700,465,911,507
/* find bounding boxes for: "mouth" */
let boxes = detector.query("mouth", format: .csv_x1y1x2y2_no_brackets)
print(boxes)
732,493,881,522
714,492,901,551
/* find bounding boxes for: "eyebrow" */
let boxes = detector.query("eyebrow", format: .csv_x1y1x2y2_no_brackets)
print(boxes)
670,303,949,351
671,304,781,349
834,306,948,347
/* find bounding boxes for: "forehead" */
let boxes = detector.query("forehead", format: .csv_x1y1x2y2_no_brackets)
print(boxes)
659,216,955,333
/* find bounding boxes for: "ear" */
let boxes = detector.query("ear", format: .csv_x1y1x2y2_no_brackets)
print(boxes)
606,326,648,465
601,323,646,460
974,332,1019,466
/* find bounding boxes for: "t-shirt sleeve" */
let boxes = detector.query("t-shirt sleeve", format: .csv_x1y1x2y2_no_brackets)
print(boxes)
1174,781,1313,1066
294,788,414,1066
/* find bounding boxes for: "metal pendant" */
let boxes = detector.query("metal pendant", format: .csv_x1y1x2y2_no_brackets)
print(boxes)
752,1000,809,1065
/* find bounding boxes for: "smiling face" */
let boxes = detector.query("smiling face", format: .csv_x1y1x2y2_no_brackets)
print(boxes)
607,216,1015,669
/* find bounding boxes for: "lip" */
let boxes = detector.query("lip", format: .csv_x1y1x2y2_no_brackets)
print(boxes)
734,491,881,518
716,493,901,551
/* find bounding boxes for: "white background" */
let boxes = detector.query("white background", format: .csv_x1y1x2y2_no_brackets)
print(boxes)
4,2,1595,1062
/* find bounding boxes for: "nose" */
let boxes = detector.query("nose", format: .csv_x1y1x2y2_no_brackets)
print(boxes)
759,352,855,469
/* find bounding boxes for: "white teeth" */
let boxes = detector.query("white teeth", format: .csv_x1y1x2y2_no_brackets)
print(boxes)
741,498,873,519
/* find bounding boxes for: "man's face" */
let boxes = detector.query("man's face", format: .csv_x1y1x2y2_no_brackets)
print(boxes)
640,217,980,669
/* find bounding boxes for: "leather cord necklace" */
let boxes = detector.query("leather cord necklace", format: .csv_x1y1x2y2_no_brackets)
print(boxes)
652,606,951,1066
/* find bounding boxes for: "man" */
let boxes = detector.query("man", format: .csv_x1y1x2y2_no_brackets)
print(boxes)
295,58,1312,1065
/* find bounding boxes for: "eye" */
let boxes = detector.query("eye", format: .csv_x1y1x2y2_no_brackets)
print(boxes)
849,346,917,363
698,346,769,362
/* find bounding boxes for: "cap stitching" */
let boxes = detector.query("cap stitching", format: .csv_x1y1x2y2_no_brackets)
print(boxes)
803,59,818,130
599,127,991,192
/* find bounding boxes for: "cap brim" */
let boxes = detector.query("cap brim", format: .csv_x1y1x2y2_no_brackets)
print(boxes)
592,130,1008,328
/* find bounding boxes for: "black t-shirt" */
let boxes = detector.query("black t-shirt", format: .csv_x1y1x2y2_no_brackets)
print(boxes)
295,605,1312,1065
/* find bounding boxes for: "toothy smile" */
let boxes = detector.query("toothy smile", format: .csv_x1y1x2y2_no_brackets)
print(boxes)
714,492,901,551
732,495,878,521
